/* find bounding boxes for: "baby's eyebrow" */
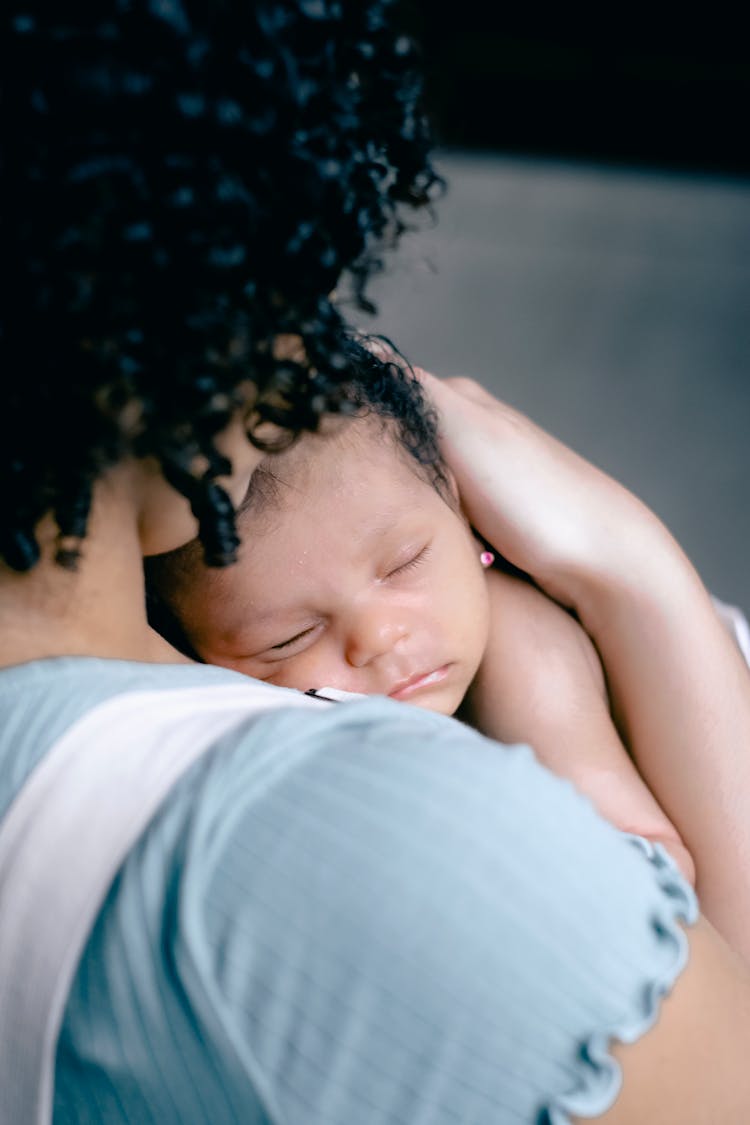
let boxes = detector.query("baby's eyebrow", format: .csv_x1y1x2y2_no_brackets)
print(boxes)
225,602,300,632
365,511,407,540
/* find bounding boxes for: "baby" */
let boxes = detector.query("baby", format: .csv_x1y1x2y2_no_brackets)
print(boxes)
149,365,693,877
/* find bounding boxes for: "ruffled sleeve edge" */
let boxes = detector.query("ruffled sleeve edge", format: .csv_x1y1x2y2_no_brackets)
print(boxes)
546,835,699,1123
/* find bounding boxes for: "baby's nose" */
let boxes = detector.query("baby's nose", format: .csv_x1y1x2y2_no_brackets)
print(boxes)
344,608,408,669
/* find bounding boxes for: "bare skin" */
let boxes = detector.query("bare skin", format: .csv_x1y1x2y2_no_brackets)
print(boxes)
0,414,262,668
421,370,750,964
462,569,696,883
2,381,750,1122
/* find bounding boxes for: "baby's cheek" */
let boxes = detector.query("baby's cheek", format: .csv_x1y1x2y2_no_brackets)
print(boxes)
263,665,308,689
215,653,269,680
264,654,335,692
196,646,285,684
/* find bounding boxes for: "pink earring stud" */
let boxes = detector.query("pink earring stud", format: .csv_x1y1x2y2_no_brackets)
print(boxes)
480,550,495,568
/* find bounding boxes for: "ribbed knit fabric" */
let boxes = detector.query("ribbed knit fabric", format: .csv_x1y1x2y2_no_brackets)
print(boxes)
0,659,696,1124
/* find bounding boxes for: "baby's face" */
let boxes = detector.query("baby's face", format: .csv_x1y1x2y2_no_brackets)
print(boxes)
180,422,491,715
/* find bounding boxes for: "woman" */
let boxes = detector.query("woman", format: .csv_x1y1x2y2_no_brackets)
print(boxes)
2,3,750,1123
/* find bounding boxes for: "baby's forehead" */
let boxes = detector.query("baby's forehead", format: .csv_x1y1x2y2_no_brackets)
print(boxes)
239,415,420,522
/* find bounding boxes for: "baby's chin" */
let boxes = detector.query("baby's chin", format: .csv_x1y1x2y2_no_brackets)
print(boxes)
407,696,460,717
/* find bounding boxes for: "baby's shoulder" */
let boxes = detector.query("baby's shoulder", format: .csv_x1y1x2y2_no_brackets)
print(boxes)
483,567,607,694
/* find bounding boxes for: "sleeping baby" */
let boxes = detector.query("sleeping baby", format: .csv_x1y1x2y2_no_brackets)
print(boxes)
148,363,694,879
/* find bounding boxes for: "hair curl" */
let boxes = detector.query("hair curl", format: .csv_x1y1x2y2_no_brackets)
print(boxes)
2,0,441,569
343,337,451,494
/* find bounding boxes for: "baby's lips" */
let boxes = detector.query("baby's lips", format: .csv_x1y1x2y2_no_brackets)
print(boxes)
388,664,451,700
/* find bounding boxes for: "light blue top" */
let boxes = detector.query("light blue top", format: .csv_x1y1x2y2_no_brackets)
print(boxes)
0,658,696,1124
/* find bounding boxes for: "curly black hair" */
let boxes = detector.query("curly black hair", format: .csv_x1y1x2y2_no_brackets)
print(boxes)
2,0,441,570
236,339,453,518
343,338,451,491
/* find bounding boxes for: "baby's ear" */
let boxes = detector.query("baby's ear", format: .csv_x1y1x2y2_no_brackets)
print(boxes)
441,464,464,513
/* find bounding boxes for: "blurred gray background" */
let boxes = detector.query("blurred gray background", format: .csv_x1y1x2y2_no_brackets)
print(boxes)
364,151,750,609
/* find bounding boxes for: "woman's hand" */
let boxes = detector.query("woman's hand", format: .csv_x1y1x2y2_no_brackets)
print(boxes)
416,369,670,610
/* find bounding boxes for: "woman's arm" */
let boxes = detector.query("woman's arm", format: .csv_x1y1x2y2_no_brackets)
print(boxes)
570,532,750,960
421,371,750,962
462,569,695,881
591,915,750,1124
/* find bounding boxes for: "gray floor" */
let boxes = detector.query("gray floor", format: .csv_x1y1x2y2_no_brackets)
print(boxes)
363,151,750,610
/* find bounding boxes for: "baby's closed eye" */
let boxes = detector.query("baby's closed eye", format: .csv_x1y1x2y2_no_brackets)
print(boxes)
270,625,319,651
249,619,325,662
382,543,432,580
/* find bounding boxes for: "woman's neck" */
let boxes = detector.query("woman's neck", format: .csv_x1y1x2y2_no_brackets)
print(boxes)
0,474,189,669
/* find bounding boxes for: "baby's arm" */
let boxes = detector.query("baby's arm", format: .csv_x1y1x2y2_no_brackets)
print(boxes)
460,569,695,882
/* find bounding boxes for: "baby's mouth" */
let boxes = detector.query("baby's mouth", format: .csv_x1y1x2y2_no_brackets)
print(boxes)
388,664,451,700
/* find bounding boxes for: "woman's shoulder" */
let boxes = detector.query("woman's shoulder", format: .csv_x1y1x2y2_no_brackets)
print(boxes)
0,660,705,1122
0,656,249,816
58,697,698,1123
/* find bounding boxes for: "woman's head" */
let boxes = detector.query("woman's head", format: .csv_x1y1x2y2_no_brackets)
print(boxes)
3,0,439,571
150,368,491,715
